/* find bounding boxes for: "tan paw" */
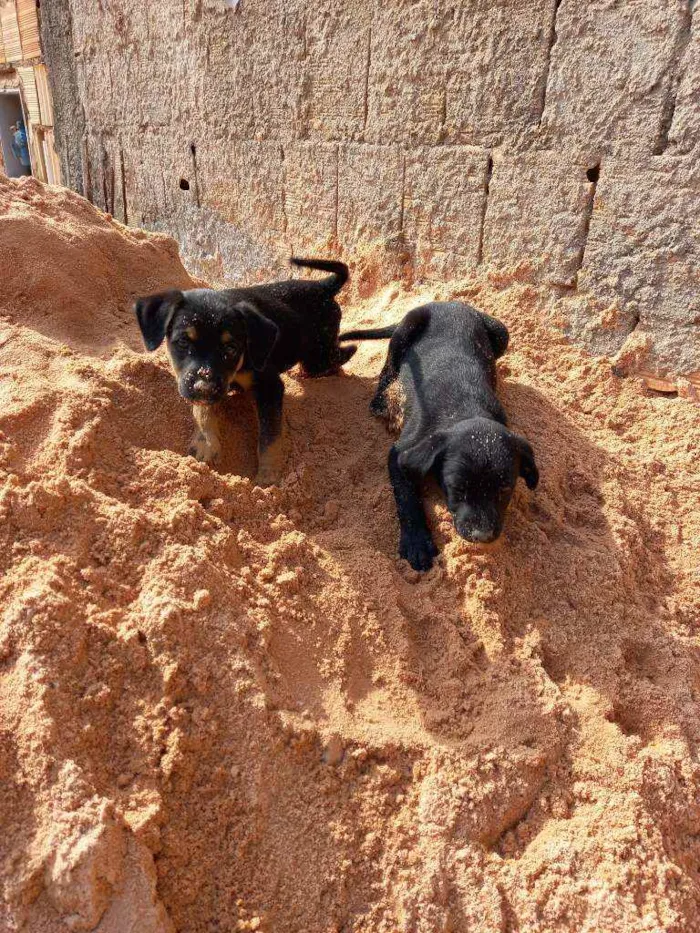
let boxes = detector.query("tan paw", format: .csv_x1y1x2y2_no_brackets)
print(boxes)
254,437,284,487
189,432,221,464
253,465,281,487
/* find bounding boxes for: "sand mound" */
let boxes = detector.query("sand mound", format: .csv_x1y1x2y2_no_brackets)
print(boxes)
1,176,699,932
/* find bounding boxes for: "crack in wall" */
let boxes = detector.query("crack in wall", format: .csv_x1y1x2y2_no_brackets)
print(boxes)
398,152,407,234
279,144,289,238
439,83,447,141
362,25,372,135
653,0,694,154
120,146,128,225
158,161,166,222
333,144,339,240
81,131,92,203
109,161,116,215
537,0,564,126
190,141,201,208
106,53,114,102
476,153,493,266
101,144,115,215
100,153,109,212
572,162,600,282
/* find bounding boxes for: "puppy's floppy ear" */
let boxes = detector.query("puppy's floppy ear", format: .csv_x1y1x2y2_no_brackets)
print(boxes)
397,432,447,477
237,301,279,371
513,434,539,489
479,311,509,359
135,290,183,351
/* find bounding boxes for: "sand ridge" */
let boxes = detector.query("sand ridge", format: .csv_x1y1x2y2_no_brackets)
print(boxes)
0,176,699,932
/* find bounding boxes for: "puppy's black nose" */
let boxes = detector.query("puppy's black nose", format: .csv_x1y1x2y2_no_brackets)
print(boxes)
182,367,222,402
193,378,216,396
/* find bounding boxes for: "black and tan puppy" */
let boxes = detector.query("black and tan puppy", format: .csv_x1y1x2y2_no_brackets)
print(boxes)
135,258,356,485
341,302,538,571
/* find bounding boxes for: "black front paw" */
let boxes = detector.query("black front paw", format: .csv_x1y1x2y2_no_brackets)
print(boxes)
399,530,438,572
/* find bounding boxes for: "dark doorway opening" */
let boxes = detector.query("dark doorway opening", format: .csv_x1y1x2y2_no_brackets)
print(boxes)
0,91,32,178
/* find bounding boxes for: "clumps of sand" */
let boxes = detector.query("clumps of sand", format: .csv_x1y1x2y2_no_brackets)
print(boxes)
1,175,699,932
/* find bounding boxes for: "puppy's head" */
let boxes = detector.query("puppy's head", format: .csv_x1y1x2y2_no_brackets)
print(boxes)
398,417,538,544
134,289,278,404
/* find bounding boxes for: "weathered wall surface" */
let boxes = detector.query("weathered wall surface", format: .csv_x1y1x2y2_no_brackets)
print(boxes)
41,0,699,380
36,0,84,190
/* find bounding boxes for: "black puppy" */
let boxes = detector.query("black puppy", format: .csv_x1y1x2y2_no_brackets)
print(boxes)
135,258,356,485
341,302,538,571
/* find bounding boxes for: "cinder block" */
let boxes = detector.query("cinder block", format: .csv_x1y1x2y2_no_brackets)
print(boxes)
540,0,689,159
365,0,446,145
669,16,700,156
302,2,372,142
197,139,286,242
443,0,557,148
284,142,338,251
194,0,306,142
403,146,489,278
337,143,403,248
577,156,700,376
482,151,593,287
121,129,183,227
367,0,555,148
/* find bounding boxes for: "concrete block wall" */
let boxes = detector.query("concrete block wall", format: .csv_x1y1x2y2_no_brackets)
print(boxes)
41,0,699,380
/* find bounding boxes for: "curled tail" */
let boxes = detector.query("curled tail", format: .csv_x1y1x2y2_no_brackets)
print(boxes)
290,257,349,294
339,324,397,341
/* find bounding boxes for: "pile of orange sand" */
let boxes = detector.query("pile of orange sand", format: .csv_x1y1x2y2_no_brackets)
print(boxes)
1,175,699,933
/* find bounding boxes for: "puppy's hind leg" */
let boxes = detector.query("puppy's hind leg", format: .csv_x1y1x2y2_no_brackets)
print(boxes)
190,403,223,464
371,307,431,418
302,302,356,376
253,371,285,487
370,356,396,418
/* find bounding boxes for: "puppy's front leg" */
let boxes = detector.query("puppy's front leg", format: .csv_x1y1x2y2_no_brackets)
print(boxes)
388,445,438,572
190,403,222,464
253,371,285,487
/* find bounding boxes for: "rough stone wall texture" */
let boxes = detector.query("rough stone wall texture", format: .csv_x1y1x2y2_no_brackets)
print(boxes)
41,0,699,380
38,0,84,192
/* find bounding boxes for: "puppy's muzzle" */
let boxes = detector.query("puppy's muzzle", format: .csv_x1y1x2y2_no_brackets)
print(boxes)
453,506,501,545
181,367,225,404
456,525,500,545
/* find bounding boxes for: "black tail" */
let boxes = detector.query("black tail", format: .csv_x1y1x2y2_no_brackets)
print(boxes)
290,257,349,294
339,325,397,341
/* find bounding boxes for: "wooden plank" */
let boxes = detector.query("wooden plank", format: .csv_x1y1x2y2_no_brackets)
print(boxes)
43,128,61,184
17,65,40,124
17,0,40,59
34,63,53,125
42,135,52,182
0,1,22,63
29,125,46,180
